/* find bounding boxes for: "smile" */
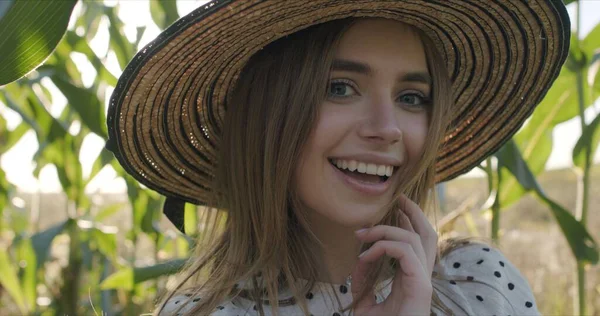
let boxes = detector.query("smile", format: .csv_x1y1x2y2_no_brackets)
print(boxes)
328,158,397,195
331,158,394,178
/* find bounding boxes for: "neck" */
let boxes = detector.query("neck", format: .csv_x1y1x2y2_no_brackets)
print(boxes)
302,211,365,285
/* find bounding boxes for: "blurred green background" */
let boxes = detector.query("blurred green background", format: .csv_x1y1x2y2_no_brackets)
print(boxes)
0,0,599,315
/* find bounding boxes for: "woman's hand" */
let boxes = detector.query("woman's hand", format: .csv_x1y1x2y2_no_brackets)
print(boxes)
350,194,438,316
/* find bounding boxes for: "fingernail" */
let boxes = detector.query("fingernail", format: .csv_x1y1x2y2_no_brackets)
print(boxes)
355,228,368,234
358,249,370,258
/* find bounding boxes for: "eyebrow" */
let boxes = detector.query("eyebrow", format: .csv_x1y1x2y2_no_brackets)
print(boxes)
331,58,432,85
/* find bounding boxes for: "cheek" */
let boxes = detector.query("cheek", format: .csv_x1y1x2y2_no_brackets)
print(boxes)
293,106,355,211
302,106,353,160
402,114,429,161
293,111,339,194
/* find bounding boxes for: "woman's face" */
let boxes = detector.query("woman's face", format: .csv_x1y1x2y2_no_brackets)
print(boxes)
295,19,431,229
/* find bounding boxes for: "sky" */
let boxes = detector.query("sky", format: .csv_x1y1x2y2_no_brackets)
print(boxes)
1,0,600,194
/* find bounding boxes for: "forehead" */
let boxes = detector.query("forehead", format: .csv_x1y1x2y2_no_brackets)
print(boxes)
334,18,428,72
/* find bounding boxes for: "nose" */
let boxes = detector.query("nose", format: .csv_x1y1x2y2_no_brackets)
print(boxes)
357,99,403,145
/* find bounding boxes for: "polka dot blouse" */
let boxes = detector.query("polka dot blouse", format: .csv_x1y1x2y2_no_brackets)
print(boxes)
159,242,539,315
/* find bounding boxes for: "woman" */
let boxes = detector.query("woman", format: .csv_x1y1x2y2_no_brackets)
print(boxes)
105,1,570,315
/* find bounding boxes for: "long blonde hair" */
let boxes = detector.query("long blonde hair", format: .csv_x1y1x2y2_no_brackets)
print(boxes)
156,17,496,316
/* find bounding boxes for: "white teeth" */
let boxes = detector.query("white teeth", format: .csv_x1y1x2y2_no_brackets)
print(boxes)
357,162,367,173
330,158,395,177
377,165,386,176
366,164,377,175
348,160,357,171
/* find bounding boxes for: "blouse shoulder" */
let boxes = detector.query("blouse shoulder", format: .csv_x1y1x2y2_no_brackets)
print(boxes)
431,241,540,316
158,294,248,316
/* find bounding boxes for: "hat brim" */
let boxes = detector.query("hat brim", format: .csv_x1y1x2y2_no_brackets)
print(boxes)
106,0,570,206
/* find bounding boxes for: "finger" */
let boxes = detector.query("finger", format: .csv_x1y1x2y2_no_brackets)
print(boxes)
398,209,434,275
350,252,377,311
358,240,424,278
363,241,432,306
398,193,437,238
398,209,415,233
398,194,438,274
356,226,427,269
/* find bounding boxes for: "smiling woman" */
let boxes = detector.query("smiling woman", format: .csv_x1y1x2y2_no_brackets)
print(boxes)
103,1,570,315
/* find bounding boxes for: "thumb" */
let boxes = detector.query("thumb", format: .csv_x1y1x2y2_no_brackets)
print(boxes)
350,257,377,311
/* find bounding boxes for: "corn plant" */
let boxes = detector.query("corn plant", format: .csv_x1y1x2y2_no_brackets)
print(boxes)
474,1,600,314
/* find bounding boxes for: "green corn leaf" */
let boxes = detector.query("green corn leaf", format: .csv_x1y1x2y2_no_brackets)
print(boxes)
15,238,36,311
0,0,78,85
0,111,6,147
501,65,591,207
567,34,586,73
8,122,31,152
50,74,108,139
100,259,187,290
496,141,599,264
1,84,68,147
31,219,73,269
582,23,600,60
146,191,164,234
22,64,57,85
123,175,162,235
95,203,125,222
74,1,104,42
594,65,600,94
0,86,32,126
591,51,600,95
501,129,553,207
47,41,84,86
150,0,180,30
36,81,53,106
133,258,187,283
85,148,115,188
184,203,199,236
63,31,119,87
0,121,29,154
573,112,600,169
100,266,134,291
91,228,117,261
0,250,28,314
47,133,82,202
177,234,191,256
104,6,135,70
3,86,79,199
0,169,9,225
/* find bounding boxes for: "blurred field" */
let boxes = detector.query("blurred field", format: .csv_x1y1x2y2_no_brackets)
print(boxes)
442,166,600,316
8,166,600,315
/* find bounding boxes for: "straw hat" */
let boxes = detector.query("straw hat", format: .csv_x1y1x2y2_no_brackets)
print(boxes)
105,0,570,231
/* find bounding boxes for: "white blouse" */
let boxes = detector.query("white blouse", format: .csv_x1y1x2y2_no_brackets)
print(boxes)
159,242,539,315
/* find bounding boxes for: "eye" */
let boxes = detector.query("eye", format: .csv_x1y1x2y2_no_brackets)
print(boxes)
397,91,431,109
327,79,358,99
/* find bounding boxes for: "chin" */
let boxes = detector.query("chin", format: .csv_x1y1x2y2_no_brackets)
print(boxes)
326,201,387,228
